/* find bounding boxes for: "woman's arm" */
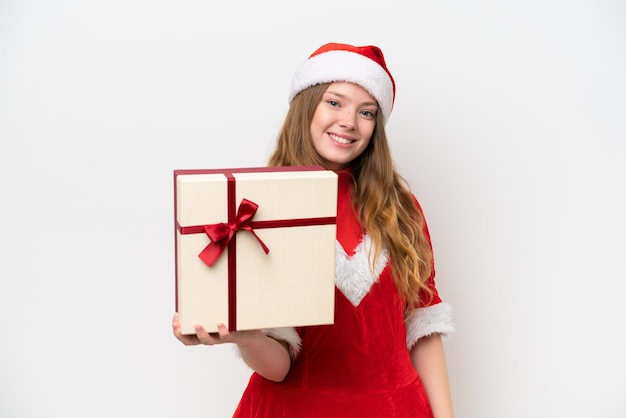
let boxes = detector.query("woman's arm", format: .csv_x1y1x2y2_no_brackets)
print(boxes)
410,333,454,418
172,313,291,382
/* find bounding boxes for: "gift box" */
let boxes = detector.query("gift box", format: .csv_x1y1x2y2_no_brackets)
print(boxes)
174,166,338,334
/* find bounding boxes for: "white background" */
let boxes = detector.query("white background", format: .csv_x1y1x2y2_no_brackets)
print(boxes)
1,1,625,417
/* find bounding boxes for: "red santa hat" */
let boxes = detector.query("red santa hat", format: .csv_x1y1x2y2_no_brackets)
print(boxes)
288,42,396,124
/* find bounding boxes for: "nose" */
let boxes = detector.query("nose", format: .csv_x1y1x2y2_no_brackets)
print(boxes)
338,110,357,130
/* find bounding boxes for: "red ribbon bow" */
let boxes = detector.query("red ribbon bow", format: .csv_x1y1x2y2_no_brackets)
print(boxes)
198,198,270,267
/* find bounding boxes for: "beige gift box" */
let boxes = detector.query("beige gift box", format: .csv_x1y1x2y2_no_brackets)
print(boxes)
174,166,337,334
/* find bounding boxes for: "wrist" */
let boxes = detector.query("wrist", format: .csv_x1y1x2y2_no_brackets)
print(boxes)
235,329,266,349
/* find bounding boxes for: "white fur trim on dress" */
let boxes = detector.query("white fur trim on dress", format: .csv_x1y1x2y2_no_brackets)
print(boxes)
405,302,455,350
233,327,302,361
261,327,302,359
335,235,389,307
289,50,394,124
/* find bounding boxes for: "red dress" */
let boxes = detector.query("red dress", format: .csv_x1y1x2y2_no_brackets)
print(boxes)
232,171,454,418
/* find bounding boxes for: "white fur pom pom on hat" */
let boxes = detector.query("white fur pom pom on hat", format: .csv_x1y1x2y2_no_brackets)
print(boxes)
288,42,396,124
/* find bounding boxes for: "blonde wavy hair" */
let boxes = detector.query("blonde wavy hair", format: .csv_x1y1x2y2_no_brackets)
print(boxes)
269,83,433,311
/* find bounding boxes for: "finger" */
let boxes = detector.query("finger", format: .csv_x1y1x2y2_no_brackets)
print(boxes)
177,334,202,346
216,322,234,342
172,313,183,337
172,313,202,345
172,313,181,330
195,323,223,345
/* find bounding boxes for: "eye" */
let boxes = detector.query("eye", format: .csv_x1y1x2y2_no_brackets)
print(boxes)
326,100,340,107
360,109,376,118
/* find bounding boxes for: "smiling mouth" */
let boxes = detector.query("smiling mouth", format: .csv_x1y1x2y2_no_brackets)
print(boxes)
329,133,355,144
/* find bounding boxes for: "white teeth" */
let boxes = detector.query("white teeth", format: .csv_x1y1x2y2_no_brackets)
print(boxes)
330,134,353,144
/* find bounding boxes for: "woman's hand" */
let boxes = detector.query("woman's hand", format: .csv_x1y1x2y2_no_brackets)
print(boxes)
171,313,262,346
171,312,291,381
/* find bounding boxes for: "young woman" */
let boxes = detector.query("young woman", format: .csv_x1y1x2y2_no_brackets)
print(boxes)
173,42,455,417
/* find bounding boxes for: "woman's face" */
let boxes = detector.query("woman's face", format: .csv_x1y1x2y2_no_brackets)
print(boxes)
309,82,377,170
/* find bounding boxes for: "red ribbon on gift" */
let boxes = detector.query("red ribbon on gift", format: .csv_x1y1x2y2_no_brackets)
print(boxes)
176,169,336,331
199,198,269,267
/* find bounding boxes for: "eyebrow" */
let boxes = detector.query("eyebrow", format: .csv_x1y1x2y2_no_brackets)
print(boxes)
324,90,378,108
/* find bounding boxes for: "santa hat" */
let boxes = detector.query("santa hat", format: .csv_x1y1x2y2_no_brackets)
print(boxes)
288,42,396,124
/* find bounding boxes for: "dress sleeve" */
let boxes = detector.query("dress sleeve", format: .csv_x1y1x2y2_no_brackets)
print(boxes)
261,327,302,359
234,327,302,363
405,196,455,349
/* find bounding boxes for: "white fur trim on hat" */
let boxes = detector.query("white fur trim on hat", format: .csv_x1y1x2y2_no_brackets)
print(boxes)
405,302,455,349
289,49,395,124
